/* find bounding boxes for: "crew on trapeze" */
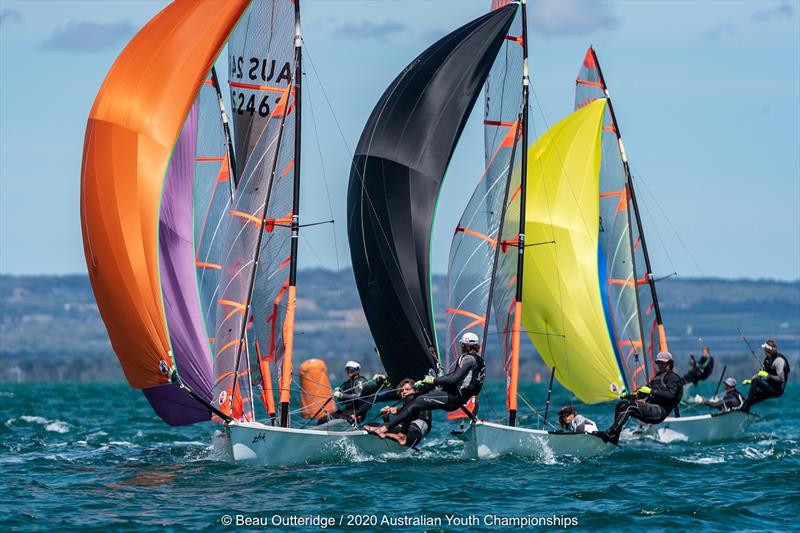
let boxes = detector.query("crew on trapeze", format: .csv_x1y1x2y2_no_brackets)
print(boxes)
320,360,387,424
740,339,790,413
368,332,486,439
596,351,683,445
693,377,744,411
683,346,715,386
365,378,432,448
557,406,597,433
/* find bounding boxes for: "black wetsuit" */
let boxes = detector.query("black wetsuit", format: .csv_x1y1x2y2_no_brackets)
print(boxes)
683,355,714,386
379,392,432,448
742,353,790,412
384,352,485,433
703,389,744,411
604,369,683,444
323,375,382,424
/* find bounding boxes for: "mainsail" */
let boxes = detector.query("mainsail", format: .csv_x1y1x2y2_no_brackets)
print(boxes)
80,0,249,425
194,69,235,347
211,0,300,425
575,47,667,387
445,0,523,417
347,4,518,384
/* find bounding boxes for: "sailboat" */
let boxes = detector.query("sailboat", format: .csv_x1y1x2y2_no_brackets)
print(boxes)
441,2,614,459
573,48,756,444
347,0,520,432
81,0,404,466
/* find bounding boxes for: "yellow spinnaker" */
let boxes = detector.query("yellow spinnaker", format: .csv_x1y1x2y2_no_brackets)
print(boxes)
522,98,625,403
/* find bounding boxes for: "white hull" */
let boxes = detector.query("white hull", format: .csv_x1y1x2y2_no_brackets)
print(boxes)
636,411,756,443
462,421,616,459
213,420,408,466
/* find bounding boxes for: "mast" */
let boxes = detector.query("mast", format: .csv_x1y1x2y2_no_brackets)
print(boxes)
590,48,667,360
279,0,302,427
508,0,529,427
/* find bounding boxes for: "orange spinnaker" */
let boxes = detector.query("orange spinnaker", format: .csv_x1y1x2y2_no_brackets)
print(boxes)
80,0,249,389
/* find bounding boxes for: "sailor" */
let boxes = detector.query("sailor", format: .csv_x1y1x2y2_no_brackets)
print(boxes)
328,361,387,423
741,340,790,412
596,351,683,444
557,406,597,433
694,378,744,411
370,332,485,438
683,346,715,386
366,379,432,448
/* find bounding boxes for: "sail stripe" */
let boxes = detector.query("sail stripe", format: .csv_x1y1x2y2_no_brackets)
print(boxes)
456,226,498,248
576,78,604,88
195,261,221,270
228,80,287,93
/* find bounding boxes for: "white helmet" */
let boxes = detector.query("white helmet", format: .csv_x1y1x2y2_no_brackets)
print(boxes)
459,332,480,346
724,378,736,387
344,360,361,371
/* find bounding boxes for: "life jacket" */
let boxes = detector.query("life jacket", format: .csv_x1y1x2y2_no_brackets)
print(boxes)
458,352,486,399
764,353,791,389
647,370,682,412
723,389,744,411
698,356,714,380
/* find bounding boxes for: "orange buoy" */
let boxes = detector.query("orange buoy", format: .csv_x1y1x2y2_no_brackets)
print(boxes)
534,372,542,383
299,359,336,419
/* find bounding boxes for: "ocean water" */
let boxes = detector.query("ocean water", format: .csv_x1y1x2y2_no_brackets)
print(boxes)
1,382,797,532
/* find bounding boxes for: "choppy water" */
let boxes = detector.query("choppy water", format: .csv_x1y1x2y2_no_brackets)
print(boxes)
1,382,797,532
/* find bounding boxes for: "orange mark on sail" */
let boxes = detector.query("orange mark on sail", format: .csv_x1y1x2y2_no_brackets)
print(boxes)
455,226,497,248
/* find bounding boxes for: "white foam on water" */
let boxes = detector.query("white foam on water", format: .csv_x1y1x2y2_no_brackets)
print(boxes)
20,416,49,424
45,421,70,433
15,415,70,433
743,446,773,459
678,455,725,465
655,428,688,443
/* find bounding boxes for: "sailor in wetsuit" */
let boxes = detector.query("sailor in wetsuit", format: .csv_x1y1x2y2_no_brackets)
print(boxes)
370,332,485,438
366,379,432,448
324,361,386,424
683,346,715,386
741,339,790,412
694,378,744,412
597,351,683,444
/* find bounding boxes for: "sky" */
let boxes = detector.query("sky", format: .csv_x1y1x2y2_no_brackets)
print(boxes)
0,0,798,280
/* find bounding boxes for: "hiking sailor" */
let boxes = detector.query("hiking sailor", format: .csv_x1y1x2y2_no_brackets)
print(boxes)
366,378,432,448
370,332,485,437
741,340,790,412
694,378,744,411
683,346,715,386
596,351,683,444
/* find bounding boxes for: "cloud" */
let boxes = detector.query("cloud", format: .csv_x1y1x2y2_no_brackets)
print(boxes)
752,2,795,23
527,0,619,38
704,23,735,42
331,20,405,42
41,20,135,52
0,8,21,27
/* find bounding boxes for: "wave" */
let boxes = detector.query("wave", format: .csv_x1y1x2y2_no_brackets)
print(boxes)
9,415,71,434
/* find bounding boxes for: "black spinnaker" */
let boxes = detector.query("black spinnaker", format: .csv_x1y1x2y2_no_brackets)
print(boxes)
346,5,518,384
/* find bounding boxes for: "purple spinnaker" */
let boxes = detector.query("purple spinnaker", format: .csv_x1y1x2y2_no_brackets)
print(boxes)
150,102,213,425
